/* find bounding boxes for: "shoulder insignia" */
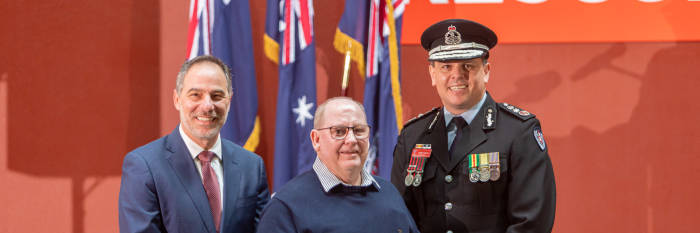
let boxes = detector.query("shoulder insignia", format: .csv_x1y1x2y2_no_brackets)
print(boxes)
534,126,546,151
403,107,440,129
499,102,536,121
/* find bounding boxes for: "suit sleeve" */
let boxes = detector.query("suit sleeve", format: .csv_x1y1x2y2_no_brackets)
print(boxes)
391,129,419,222
254,157,271,227
255,198,298,233
118,152,165,233
506,120,556,233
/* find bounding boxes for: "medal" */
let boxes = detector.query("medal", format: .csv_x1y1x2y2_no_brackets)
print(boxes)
478,153,490,182
404,170,414,186
479,169,490,182
469,171,479,183
405,157,417,187
489,152,500,181
405,162,417,187
413,155,429,187
407,144,432,187
489,168,500,181
468,153,479,183
412,173,423,187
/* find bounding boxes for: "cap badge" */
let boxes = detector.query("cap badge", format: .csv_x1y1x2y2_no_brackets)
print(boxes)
444,25,462,45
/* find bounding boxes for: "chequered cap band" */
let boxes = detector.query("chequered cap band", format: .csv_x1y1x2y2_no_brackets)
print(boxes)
429,49,486,61
429,42,489,56
428,42,490,61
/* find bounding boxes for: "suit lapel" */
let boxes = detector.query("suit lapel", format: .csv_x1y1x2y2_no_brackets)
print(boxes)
221,141,241,230
165,128,216,233
425,110,450,171
447,123,487,172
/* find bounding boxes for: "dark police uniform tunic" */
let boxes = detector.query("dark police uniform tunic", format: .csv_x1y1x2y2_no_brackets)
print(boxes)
391,94,556,233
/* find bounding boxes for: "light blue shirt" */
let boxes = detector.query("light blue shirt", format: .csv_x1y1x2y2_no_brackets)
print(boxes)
444,93,488,149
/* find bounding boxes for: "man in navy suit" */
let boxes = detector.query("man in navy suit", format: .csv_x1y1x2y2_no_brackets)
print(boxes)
119,55,270,233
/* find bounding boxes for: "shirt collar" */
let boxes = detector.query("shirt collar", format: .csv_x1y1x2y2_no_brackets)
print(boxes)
312,157,380,193
179,124,222,161
444,92,488,127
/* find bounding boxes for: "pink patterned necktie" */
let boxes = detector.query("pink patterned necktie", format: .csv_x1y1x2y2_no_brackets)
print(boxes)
198,151,221,233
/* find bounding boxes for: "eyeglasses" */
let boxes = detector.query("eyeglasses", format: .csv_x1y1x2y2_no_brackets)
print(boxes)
315,125,371,140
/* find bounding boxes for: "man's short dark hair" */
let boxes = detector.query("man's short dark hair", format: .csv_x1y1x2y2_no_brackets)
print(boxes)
176,55,233,95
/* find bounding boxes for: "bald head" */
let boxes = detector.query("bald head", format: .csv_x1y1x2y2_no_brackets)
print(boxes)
313,97,366,129
310,97,369,185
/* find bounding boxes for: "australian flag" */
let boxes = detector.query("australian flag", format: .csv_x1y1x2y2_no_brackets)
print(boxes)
334,0,408,179
265,0,317,191
186,0,261,151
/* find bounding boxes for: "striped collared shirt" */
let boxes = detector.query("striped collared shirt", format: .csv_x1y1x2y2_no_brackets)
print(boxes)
312,157,381,193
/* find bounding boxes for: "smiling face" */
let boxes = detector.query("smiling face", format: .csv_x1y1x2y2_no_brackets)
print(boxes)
429,58,491,114
173,61,231,148
310,99,369,181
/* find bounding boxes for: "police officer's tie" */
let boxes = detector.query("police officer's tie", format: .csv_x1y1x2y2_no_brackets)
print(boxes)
449,116,467,160
198,151,221,233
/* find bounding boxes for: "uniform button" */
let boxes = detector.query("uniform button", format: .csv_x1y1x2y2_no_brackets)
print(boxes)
446,231,453,233
444,175,453,183
444,202,453,211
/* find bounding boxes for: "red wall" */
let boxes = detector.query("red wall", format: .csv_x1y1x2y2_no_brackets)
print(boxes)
1,1,160,232
1,0,699,232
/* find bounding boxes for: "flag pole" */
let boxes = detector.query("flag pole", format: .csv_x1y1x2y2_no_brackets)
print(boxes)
341,40,351,96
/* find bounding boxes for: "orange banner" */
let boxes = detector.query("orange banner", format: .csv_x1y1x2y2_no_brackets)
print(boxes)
402,0,700,44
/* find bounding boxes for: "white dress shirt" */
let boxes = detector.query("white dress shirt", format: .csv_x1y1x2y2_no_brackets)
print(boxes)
179,125,224,208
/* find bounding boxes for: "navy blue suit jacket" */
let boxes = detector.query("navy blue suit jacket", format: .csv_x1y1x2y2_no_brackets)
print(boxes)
119,127,270,233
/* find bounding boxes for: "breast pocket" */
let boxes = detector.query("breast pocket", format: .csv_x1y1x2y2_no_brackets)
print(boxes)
456,153,508,215
417,158,438,184
474,155,508,214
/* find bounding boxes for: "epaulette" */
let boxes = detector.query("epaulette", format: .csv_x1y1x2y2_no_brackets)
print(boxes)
403,107,440,129
498,102,536,121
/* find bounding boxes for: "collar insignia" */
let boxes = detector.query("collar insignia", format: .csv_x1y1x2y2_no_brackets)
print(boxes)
483,106,496,130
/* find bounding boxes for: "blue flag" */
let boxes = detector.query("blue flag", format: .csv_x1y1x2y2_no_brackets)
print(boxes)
186,0,261,151
265,0,317,191
334,0,407,179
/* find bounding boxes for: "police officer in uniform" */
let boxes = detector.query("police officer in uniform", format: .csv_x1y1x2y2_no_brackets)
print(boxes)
391,19,556,233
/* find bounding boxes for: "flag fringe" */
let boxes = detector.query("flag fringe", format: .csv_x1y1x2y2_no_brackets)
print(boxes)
243,116,261,152
264,34,279,64
385,0,404,130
